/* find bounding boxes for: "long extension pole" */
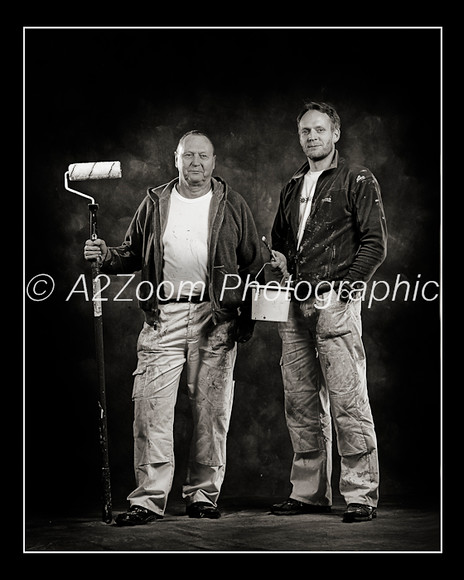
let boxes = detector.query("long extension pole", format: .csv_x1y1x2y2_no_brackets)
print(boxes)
89,202,112,524
65,163,121,523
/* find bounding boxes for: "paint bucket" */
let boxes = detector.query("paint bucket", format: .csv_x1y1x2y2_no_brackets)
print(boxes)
251,263,293,322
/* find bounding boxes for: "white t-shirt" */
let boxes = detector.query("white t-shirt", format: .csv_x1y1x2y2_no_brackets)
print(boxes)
162,186,212,298
297,170,323,249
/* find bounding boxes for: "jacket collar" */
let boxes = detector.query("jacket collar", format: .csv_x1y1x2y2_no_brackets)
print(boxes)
290,149,339,181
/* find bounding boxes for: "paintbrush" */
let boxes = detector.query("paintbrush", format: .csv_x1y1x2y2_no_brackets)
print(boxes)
261,235,275,260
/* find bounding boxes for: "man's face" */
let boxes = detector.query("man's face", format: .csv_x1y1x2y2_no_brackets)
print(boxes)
298,110,340,162
175,135,216,189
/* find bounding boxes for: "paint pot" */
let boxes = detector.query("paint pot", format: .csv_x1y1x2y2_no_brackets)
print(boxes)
251,282,293,322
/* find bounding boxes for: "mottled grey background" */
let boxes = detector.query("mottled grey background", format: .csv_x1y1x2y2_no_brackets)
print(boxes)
25,28,441,515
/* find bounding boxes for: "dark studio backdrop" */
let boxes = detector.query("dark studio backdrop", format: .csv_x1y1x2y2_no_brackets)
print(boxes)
24,27,441,516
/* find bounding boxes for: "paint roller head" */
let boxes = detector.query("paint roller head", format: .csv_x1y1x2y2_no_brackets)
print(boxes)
68,161,122,181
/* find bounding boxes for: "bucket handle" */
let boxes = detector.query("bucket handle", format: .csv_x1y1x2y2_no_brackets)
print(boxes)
255,261,289,287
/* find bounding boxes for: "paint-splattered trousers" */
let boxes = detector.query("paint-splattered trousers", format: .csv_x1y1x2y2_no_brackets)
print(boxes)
128,301,237,516
278,290,379,508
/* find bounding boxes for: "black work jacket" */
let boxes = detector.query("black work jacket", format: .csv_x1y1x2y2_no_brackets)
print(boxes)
271,151,388,287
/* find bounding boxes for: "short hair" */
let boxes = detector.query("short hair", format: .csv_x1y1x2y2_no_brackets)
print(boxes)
296,101,341,132
176,130,215,154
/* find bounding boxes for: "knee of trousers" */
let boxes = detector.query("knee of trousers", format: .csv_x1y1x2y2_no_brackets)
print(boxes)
190,404,231,466
133,395,175,464
331,392,377,456
284,389,332,453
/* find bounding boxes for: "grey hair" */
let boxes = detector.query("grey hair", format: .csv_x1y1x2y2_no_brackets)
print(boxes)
176,130,215,154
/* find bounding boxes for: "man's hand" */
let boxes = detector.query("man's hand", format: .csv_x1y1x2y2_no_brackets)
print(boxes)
270,250,289,279
84,238,108,262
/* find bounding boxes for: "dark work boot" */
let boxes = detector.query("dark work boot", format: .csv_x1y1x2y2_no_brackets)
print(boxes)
115,505,163,526
343,503,377,522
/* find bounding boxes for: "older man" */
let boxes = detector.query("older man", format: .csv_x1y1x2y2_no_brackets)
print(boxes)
84,130,262,525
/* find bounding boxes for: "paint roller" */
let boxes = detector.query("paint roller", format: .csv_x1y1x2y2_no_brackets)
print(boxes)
65,161,122,240
65,161,122,524
68,161,122,182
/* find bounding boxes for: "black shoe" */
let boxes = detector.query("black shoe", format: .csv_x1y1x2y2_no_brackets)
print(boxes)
115,505,162,526
343,503,377,522
271,498,332,515
186,501,221,519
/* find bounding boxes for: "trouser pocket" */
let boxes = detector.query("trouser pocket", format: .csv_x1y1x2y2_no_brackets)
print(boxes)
132,363,180,465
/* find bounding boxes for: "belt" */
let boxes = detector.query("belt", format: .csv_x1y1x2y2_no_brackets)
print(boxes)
159,294,210,304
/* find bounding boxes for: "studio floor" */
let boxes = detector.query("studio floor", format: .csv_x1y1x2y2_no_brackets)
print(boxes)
24,495,441,554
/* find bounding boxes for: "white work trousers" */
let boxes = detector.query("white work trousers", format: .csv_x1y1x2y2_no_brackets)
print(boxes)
128,301,237,516
278,291,379,508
